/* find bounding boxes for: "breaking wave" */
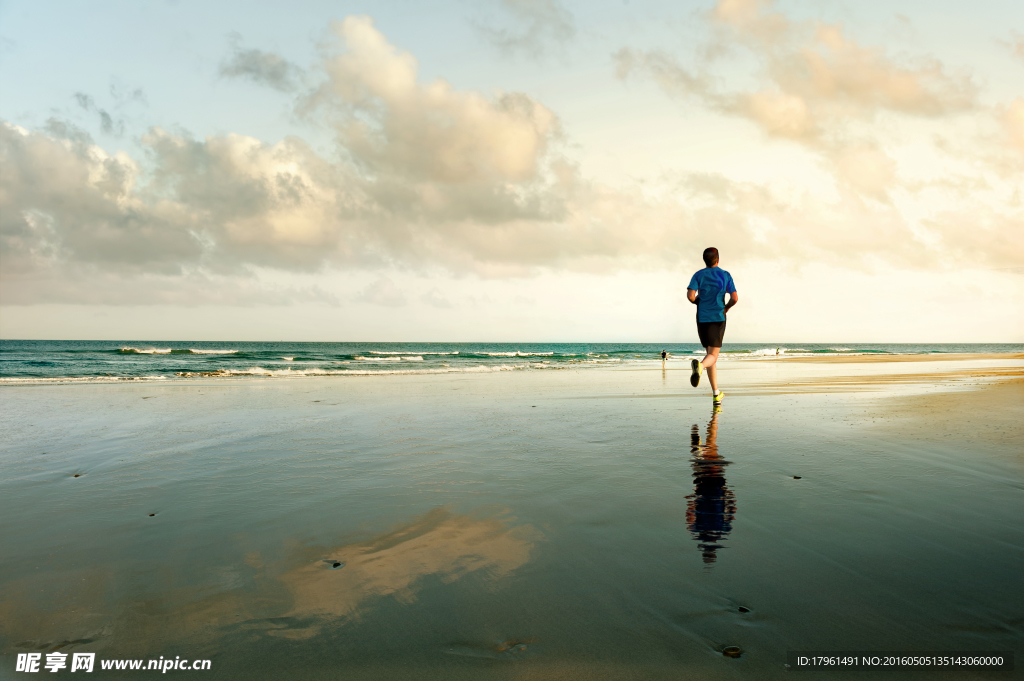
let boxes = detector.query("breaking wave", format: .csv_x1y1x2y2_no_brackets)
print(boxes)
368,351,459,355
175,364,530,378
480,351,555,357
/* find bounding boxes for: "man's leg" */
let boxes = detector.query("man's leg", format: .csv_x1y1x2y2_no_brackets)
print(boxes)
702,346,720,393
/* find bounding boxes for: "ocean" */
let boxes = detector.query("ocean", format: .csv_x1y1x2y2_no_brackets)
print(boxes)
1,340,1020,383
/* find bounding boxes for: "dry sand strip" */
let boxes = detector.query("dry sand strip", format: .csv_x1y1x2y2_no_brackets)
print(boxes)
858,377,1024,451
771,352,1024,364
738,366,1024,395
731,356,1024,452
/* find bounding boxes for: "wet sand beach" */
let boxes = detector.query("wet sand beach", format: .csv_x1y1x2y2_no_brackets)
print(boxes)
1,355,1022,679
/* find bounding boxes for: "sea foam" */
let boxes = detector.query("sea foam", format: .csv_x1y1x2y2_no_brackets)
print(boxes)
482,351,555,357
175,364,528,378
369,351,459,355
0,375,169,384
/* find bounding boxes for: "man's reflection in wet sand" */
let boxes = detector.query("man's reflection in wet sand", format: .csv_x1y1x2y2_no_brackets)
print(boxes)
686,406,736,565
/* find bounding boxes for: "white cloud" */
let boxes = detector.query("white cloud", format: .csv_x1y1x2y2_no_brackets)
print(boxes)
831,144,898,201
356,276,406,306
2,12,1020,311
0,122,200,274
474,0,576,59
616,0,980,203
1004,98,1024,152
1,265,340,306
73,92,125,136
620,0,977,141
4,113,1020,306
420,288,452,308
220,40,304,92
1007,33,1024,64
307,17,561,200
141,127,366,268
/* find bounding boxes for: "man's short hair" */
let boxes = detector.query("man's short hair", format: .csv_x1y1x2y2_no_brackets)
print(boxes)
703,247,719,267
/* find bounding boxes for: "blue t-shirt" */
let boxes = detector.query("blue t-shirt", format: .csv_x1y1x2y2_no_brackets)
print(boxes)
688,267,736,323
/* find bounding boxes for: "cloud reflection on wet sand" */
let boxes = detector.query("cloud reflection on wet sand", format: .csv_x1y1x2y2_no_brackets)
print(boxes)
0,508,540,654
270,508,540,639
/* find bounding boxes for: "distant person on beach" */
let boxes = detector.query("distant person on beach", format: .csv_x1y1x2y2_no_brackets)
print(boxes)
661,350,668,369
686,247,737,404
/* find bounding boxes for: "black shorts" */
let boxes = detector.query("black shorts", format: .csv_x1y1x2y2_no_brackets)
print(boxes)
697,320,726,348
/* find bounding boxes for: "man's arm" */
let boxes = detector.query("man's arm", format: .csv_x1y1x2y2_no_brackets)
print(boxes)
724,291,738,313
686,288,698,304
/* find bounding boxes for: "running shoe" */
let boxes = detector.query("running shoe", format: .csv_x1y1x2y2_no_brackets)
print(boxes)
713,391,724,404
690,359,703,387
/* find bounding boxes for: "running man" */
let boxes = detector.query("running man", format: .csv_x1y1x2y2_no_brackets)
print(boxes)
686,247,738,404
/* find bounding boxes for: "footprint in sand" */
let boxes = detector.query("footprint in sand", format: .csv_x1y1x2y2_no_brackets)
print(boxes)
446,638,537,660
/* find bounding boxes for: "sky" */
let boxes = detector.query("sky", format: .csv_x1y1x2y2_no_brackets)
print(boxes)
0,0,1022,342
